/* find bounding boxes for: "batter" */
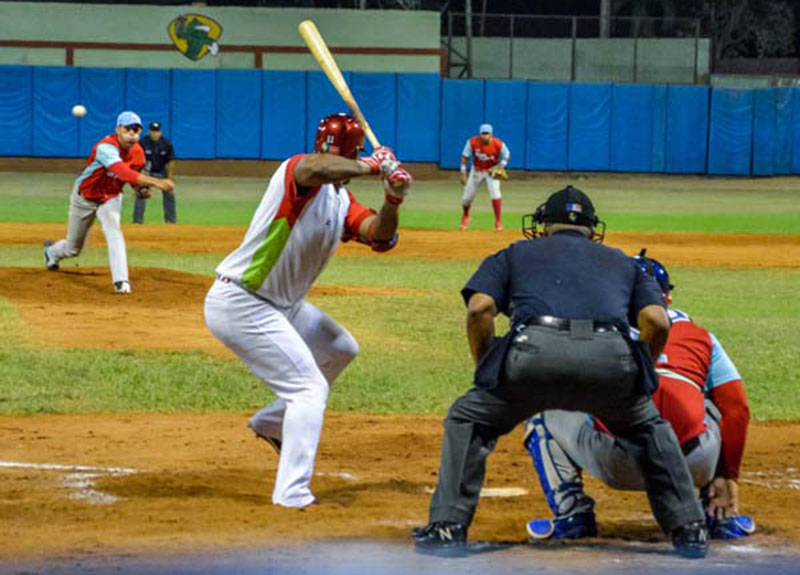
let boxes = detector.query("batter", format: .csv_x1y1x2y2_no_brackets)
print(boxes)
204,114,411,508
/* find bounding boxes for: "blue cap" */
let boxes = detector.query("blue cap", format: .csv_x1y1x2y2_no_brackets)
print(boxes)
479,123,493,134
116,111,142,128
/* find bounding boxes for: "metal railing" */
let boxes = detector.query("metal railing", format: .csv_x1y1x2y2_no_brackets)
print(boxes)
442,13,706,84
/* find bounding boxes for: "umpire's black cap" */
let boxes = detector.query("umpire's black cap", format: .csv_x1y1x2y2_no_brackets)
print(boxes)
541,185,599,227
149,121,162,131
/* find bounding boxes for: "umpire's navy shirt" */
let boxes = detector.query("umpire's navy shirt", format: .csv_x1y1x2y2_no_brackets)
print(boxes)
141,135,175,176
462,230,665,330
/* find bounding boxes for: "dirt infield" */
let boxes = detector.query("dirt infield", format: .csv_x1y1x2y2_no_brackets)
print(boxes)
3,222,800,267
1,223,799,563
1,413,799,561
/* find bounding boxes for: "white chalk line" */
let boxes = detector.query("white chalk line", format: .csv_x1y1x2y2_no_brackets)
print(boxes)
0,460,138,505
423,485,528,497
741,468,800,491
316,471,360,481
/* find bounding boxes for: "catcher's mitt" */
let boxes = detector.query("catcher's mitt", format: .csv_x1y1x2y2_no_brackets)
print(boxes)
134,186,152,199
489,166,509,180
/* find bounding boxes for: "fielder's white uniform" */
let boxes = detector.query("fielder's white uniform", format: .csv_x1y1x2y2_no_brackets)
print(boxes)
204,155,374,508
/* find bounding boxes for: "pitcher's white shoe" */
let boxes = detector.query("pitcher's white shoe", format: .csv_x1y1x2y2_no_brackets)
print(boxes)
43,240,59,271
113,281,132,294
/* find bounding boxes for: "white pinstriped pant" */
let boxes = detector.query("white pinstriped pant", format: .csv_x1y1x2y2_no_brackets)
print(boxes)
204,279,358,508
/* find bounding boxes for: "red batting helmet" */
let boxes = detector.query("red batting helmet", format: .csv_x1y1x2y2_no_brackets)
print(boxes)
313,114,365,159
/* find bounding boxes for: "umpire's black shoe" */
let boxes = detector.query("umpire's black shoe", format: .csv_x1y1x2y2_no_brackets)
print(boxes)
412,521,468,557
671,521,709,559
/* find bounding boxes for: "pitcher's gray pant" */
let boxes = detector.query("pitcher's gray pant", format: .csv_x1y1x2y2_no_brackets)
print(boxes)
46,187,128,284
526,406,721,520
428,325,705,534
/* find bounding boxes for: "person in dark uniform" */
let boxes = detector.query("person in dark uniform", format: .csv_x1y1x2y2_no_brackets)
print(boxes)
133,122,176,224
412,185,708,558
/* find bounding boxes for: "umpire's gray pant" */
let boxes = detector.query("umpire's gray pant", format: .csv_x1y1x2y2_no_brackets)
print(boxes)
428,324,705,534
132,170,176,223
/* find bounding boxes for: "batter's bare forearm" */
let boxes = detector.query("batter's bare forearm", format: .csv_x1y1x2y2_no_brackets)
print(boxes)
371,201,399,243
294,154,370,187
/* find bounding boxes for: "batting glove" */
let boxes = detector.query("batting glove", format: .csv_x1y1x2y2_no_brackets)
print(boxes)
360,146,397,175
383,165,412,205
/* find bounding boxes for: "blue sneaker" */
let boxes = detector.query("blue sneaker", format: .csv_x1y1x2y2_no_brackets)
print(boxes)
526,512,598,540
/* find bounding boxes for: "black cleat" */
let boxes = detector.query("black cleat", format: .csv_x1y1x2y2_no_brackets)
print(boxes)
412,521,468,557
672,521,709,559
248,422,281,454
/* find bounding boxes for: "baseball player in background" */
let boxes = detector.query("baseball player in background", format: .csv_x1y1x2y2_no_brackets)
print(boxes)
43,111,175,294
459,123,510,231
204,113,412,509
524,251,754,541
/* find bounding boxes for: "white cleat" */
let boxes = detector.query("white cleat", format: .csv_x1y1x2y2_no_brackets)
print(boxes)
113,281,132,294
43,240,59,271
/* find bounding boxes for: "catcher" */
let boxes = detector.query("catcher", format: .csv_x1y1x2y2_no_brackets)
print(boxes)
524,251,754,542
459,123,510,231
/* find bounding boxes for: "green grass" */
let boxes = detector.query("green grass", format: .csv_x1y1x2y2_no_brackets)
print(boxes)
0,170,798,419
2,171,800,233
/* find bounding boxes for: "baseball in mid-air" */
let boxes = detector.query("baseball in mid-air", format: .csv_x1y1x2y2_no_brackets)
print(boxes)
71,104,87,118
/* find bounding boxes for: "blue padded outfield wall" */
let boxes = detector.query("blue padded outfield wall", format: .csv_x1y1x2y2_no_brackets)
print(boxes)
3,64,800,175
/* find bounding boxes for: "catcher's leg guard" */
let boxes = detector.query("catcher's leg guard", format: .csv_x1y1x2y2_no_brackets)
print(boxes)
524,413,595,520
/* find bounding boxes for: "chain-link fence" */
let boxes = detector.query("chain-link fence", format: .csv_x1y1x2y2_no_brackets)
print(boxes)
443,13,708,84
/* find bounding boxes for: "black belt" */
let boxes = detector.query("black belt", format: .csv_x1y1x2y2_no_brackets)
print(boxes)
524,316,618,334
681,435,701,456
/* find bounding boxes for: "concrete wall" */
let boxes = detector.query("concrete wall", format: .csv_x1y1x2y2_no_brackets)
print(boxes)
0,2,441,72
452,37,710,84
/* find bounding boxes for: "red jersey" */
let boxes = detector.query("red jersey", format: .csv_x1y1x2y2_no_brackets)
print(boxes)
462,136,509,172
652,319,714,444
75,134,145,203
597,308,749,479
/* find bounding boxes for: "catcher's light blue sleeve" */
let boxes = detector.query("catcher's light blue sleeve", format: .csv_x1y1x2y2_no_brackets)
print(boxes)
705,333,741,390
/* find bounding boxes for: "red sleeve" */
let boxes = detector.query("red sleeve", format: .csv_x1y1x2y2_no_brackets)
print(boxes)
710,380,750,480
108,162,143,185
344,190,376,239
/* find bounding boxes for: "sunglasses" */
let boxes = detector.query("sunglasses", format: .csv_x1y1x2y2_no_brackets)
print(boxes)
122,125,142,134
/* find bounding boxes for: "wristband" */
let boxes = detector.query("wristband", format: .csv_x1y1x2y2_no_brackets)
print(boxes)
384,192,404,206
460,165,468,174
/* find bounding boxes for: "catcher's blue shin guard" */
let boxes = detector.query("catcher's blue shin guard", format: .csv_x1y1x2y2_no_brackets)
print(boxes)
523,415,594,517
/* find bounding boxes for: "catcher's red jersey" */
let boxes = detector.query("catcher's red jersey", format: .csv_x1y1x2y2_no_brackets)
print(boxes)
652,320,713,444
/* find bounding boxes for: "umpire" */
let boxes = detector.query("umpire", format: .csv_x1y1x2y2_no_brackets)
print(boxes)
413,185,708,558
133,122,176,224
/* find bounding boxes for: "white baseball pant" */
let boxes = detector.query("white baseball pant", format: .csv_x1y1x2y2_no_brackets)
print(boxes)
204,278,358,508
461,168,501,206
46,186,129,284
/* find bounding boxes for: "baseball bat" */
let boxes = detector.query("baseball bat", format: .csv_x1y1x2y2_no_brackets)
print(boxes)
298,19,381,150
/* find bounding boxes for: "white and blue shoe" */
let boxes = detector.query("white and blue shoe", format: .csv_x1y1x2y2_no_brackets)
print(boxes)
526,512,598,540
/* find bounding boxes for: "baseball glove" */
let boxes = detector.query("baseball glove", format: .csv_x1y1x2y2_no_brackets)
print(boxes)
489,166,509,180
134,186,152,199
